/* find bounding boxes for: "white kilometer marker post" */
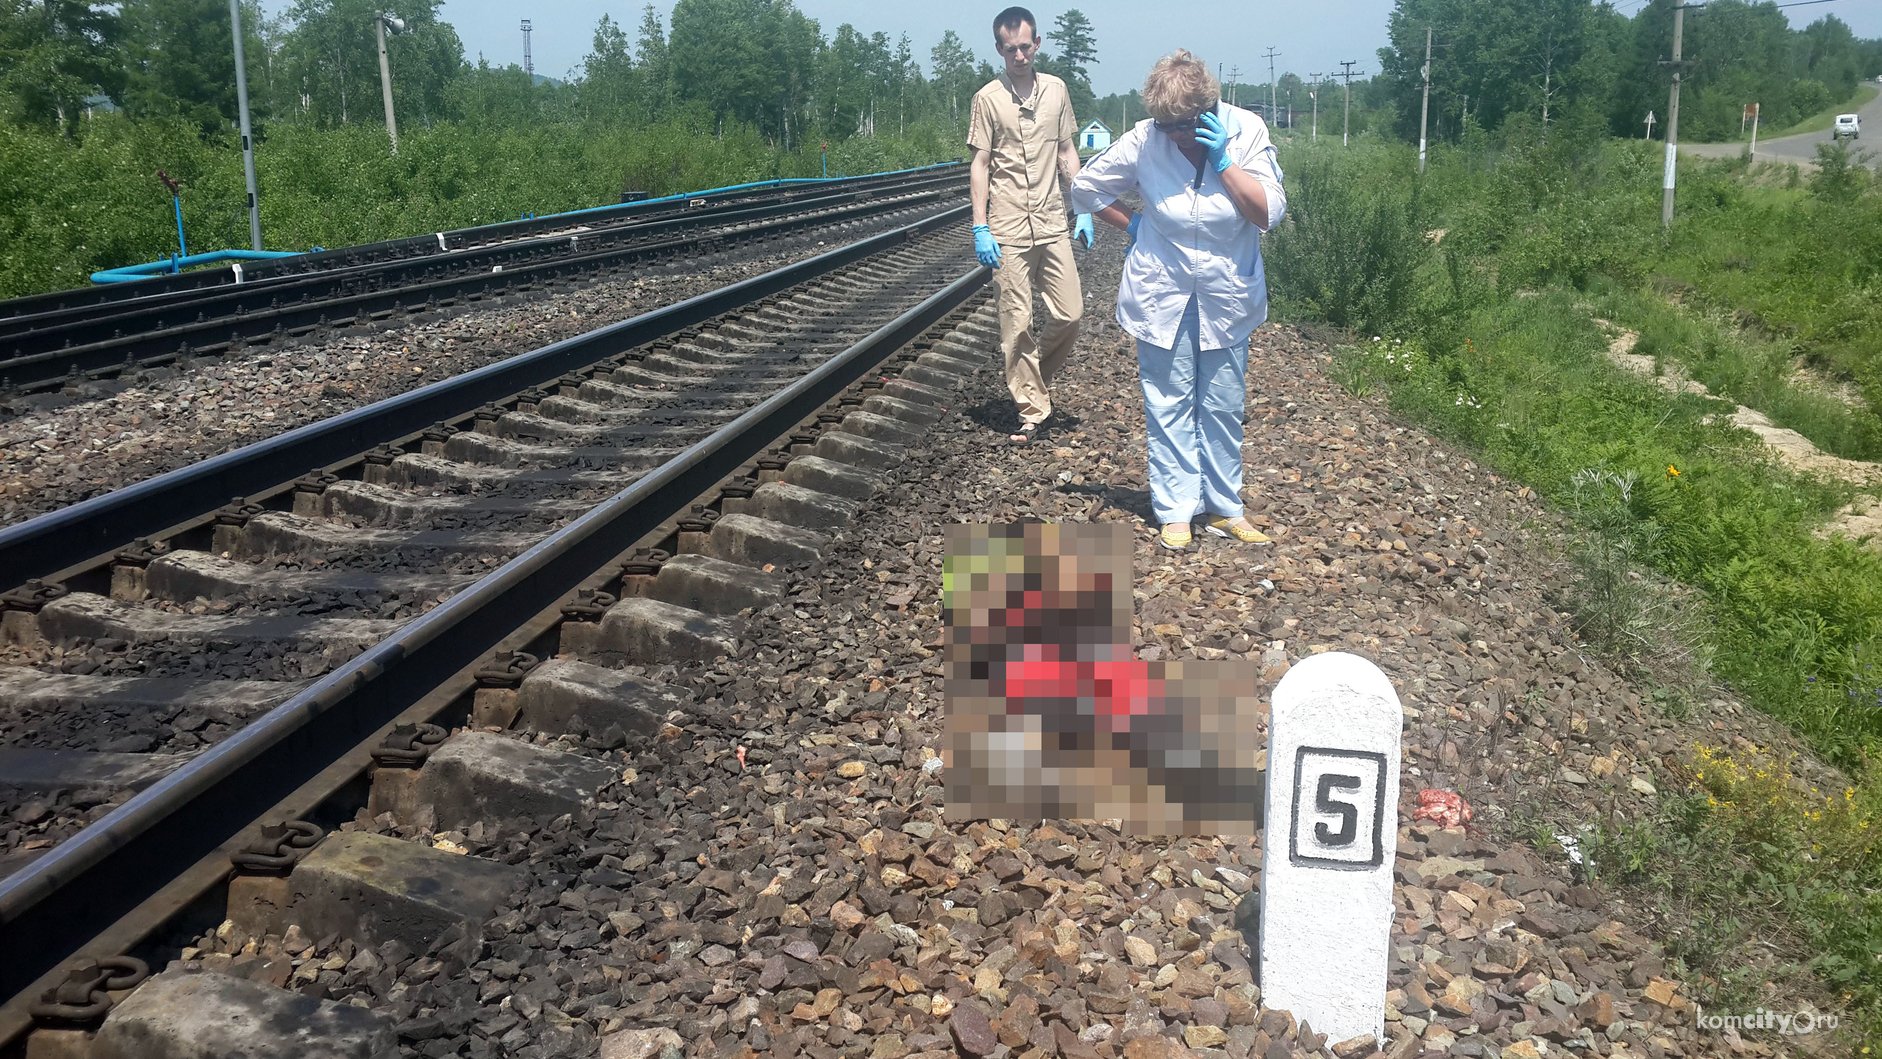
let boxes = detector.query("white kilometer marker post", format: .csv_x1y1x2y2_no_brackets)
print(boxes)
1260,652,1403,1044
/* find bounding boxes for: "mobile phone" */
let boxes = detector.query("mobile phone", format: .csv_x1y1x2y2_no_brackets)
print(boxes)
1191,102,1224,188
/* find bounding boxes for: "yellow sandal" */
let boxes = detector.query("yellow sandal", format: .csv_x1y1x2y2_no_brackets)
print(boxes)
1205,516,1272,544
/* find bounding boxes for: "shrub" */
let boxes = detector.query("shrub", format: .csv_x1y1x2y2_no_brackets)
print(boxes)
1809,140,1874,203
1688,743,1882,1027
1265,148,1428,336
1442,135,1659,293
1561,466,1708,666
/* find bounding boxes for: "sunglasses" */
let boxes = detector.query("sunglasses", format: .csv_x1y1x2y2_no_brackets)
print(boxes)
1153,117,1201,133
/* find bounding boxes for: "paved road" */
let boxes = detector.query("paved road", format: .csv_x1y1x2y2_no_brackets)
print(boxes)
1679,82,1882,165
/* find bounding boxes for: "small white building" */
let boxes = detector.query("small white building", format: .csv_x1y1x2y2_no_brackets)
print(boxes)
1078,119,1113,151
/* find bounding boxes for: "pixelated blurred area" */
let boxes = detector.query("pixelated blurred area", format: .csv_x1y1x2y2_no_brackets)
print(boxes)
942,523,1267,836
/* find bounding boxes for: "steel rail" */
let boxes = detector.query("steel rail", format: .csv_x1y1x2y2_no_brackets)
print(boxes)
0,252,989,1028
0,203,972,590
0,163,964,320
0,169,966,350
0,175,966,390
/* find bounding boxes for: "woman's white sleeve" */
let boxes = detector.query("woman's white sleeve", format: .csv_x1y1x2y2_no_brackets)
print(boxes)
1229,118,1286,231
1069,134,1138,215
1248,147,1286,231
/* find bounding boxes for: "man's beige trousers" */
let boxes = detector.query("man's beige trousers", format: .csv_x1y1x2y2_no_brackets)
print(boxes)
994,237,1082,427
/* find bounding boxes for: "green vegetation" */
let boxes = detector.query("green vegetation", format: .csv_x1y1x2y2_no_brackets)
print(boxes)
1262,152,1429,332
1647,151,1882,456
0,112,960,298
1562,742,1878,1046
1683,746,1881,1027
1268,124,1882,1035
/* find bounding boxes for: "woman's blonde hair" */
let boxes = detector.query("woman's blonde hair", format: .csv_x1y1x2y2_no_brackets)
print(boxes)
1142,50,1219,124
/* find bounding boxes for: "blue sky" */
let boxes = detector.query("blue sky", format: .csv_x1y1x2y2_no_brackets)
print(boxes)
262,1,1882,99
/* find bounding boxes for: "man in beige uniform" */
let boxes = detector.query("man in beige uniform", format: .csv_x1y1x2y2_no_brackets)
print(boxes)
968,5,1093,444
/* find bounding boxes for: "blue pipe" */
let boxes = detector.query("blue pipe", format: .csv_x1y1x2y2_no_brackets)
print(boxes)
171,195,187,260
92,248,302,284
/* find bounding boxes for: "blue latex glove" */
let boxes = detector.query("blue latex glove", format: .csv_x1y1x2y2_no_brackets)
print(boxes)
972,224,1002,269
1126,212,1142,252
1196,109,1238,173
1073,213,1096,249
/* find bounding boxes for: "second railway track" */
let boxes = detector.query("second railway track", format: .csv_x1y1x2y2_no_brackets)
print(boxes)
0,166,967,395
0,197,1000,1051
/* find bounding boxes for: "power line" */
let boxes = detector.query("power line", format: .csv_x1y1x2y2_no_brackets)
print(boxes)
1308,71,1324,141
1660,0,1686,228
1337,60,1363,146
1264,46,1280,128
1418,27,1432,173
1613,0,1833,15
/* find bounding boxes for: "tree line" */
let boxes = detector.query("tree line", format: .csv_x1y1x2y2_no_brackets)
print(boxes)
0,0,1110,147
0,0,1110,295
1375,0,1882,145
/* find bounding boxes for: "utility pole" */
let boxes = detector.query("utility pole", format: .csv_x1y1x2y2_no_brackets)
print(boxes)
1418,27,1432,173
1309,72,1323,141
521,19,533,77
1228,66,1239,108
1264,46,1280,129
1338,60,1361,146
229,0,262,249
1660,2,1691,229
375,13,403,154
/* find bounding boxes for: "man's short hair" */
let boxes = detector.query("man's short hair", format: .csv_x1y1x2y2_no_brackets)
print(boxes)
993,6,1036,38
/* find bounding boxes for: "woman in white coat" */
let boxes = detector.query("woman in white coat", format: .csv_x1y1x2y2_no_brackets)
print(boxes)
1070,50,1286,551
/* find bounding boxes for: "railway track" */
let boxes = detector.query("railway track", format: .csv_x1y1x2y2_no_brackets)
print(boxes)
0,166,967,395
0,198,1002,1053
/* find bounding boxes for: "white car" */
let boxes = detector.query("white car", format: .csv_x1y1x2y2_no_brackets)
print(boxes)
1833,113,1860,141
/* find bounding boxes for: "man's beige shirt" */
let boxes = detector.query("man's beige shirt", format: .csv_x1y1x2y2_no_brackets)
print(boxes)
967,71,1077,247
